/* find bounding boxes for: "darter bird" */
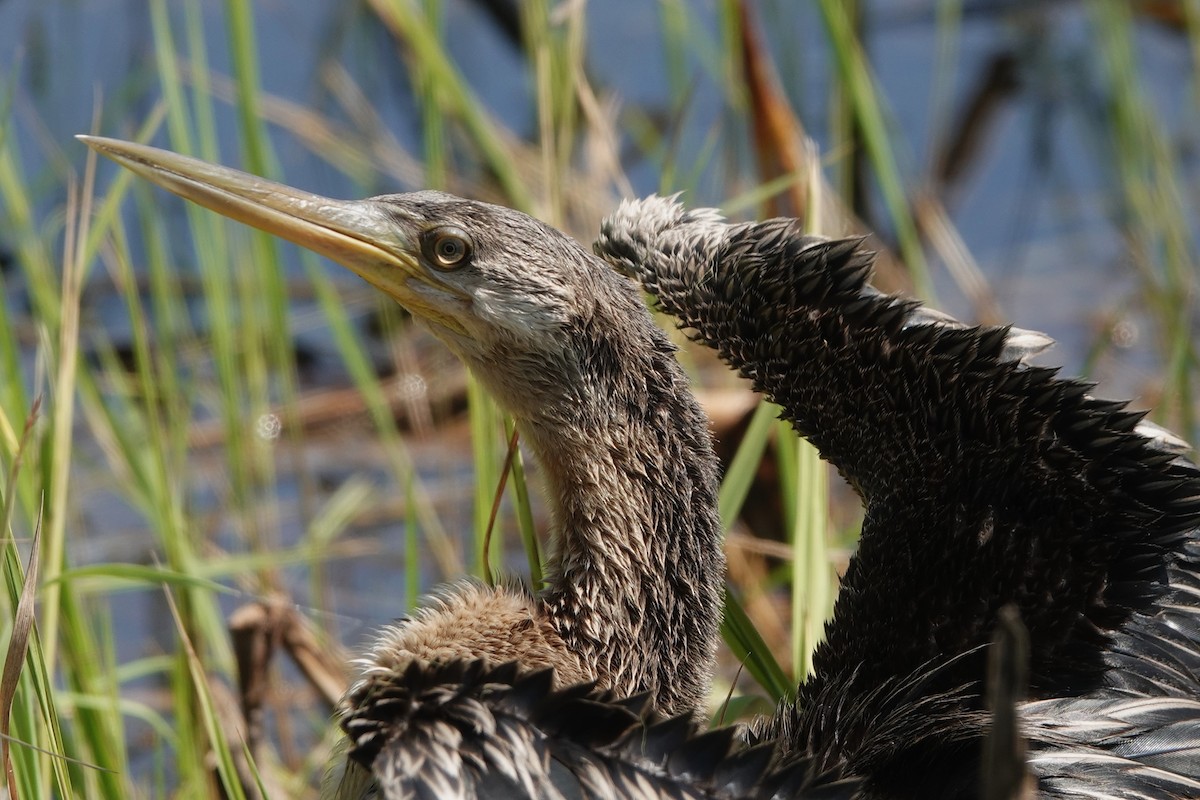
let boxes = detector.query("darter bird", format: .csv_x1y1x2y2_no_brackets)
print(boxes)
82,136,1200,798
596,196,1200,799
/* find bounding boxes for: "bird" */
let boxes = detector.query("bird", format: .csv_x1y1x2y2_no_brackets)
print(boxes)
77,137,728,797
82,136,1200,798
595,196,1200,799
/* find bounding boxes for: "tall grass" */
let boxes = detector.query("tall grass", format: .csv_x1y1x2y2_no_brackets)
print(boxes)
0,0,1195,796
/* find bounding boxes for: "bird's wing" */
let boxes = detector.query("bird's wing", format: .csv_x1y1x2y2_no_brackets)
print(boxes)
1025,695,1200,781
596,197,1200,777
336,659,860,800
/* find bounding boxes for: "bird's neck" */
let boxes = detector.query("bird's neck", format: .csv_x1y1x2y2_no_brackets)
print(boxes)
512,322,724,716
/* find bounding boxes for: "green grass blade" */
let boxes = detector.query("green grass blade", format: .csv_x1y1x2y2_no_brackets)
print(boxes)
817,0,933,299
720,588,793,703
717,400,777,533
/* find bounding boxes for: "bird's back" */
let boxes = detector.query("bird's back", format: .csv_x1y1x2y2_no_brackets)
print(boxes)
336,659,860,800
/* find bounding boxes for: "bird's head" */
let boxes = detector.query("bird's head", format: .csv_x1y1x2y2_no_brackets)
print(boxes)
79,137,642,422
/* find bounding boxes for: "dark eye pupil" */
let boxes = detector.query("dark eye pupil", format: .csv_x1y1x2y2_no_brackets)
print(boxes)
438,239,461,259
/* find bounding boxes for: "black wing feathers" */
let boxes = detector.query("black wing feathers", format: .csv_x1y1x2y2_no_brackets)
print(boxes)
595,196,1200,798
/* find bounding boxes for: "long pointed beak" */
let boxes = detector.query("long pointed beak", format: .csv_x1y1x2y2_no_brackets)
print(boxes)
78,135,463,330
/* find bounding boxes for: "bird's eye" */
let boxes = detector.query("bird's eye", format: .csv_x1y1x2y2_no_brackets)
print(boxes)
421,227,473,270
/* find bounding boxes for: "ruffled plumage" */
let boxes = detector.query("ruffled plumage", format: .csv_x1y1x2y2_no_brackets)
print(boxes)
595,195,1200,798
